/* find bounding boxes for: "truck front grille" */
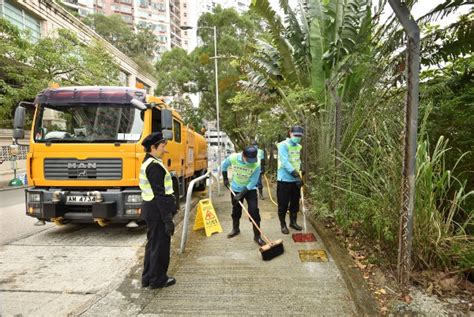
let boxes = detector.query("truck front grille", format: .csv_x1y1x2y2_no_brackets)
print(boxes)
44,158,122,180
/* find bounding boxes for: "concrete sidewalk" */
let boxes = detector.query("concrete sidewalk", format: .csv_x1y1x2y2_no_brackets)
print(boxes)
79,187,357,316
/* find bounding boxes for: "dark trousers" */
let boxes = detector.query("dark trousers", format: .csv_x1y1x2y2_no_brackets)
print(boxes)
277,181,300,218
142,220,171,286
231,189,261,226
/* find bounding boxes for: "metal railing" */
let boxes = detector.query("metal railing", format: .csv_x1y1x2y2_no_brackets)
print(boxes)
179,166,220,254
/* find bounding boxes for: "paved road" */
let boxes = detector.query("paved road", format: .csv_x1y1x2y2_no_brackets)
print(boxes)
0,188,53,245
79,187,358,316
0,188,200,316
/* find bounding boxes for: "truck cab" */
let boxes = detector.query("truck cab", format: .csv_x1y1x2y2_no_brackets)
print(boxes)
13,86,207,226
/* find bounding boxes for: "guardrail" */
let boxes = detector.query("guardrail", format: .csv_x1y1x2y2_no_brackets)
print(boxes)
179,166,220,254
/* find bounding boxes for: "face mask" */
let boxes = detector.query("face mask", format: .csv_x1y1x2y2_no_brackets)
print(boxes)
291,137,301,144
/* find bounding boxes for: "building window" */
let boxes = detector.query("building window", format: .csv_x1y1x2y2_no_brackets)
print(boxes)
1,0,41,42
121,15,132,22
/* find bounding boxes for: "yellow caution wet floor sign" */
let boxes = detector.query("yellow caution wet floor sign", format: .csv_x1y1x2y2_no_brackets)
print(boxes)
193,199,223,237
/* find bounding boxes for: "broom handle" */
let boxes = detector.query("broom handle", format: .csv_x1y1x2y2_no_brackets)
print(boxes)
227,186,272,245
299,171,306,216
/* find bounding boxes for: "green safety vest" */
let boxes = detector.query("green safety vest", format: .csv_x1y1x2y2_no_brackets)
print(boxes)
278,140,302,171
139,156,174,201
229,153,259,187
257,148,264,160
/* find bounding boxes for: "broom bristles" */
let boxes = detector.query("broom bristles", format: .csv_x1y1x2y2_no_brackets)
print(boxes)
260,239,284,261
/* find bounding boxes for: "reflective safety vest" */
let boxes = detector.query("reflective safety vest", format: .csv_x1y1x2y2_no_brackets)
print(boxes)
257,148,264,161
229,153,259,187
139,156,174,201
278,140,302,171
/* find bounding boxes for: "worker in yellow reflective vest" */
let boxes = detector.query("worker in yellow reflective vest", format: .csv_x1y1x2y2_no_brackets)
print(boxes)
139,132,177,289
222,145,265,246
277,126,304,234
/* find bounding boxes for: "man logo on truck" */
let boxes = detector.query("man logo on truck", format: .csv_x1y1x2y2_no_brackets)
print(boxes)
67,162,97,169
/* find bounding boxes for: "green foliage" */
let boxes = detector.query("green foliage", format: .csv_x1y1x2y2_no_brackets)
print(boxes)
248,0,474,275
0,18,119,127
420,56,474,197
192,6,265,144
82,14,157,73
171,97,205,130
155,48,195,96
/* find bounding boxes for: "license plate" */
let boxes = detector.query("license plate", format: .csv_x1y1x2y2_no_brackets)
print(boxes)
66,195,96,203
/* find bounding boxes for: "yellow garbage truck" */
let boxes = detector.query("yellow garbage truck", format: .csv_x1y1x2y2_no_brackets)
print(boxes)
13,86,207,226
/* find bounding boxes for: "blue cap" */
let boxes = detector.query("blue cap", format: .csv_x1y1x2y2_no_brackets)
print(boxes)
290,125,304,137
243,146,258,163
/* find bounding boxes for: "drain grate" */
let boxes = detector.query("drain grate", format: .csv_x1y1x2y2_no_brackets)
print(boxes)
292,233,316,242
298,250,329,262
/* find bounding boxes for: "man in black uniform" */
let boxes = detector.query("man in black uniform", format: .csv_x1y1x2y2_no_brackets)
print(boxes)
139,132,177,289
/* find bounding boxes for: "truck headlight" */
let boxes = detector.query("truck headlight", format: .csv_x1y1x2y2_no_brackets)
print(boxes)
126,195,142,204
28,193,41,203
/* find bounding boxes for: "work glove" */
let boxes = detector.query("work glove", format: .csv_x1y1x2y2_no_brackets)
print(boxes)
295,178,304,189
234,188,249,201
291,170,301,179
291,170,303,188
164,220,175,236
222,171,230,188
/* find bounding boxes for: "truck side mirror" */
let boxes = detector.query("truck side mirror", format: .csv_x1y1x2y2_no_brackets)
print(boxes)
162,129,173,141
13,106,26,140
161,109,173,130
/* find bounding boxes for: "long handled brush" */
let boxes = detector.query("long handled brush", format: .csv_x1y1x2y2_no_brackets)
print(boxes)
227,186,284,261
292,173,317,243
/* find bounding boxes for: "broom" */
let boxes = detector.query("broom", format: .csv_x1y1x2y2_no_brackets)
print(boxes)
227,186,284,261
292,172,316,242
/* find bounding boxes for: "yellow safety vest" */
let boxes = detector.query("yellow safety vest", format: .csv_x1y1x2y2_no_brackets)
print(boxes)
278,140,302,171
139,156,174,201
229,153,259,187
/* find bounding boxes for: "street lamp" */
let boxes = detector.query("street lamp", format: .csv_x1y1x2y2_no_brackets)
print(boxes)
181,25,222,191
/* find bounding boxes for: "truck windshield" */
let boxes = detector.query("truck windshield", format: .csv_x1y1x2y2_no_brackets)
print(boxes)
34,104,144,143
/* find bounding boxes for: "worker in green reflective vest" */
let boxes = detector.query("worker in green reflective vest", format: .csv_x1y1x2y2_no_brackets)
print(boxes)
221,145,265,246
251,140,266,200
139,132,177,289
277,125,304,234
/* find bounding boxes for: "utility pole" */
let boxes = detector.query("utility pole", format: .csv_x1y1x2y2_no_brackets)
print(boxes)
388,0,420,293
213,26,221,193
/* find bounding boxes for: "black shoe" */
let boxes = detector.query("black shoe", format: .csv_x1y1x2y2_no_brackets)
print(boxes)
290,222,303,231
142,282,149,288
149,277,176,289
254,237,266,246
227,228,240,238
281,225,289,234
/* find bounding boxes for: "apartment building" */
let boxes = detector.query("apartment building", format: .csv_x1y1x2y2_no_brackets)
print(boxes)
134,0,172,53
61,0,189,56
